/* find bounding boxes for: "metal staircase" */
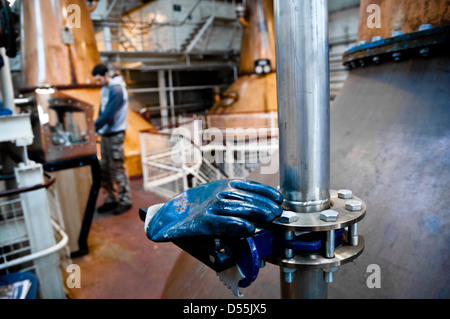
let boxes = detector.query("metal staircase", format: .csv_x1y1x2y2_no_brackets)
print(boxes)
181,16,216,52
113,23,138,51
181,15,240,53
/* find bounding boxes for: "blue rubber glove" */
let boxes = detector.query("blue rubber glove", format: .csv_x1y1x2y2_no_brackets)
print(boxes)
145,179,283,242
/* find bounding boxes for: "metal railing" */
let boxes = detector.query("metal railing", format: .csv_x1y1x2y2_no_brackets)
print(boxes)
0,171,70,298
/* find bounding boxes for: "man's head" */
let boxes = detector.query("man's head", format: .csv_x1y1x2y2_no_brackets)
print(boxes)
92,64,110,85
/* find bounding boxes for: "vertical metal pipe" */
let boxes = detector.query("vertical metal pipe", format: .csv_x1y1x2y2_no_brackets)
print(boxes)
158,70,169,128
0,48,15,113
275,0,330,213
168,70,176,126
103,26,112,51
274,0,330,299
280,268,328,299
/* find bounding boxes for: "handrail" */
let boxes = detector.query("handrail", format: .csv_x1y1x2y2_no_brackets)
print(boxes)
140,126,229,179
0,219,69,271
0,172,55,198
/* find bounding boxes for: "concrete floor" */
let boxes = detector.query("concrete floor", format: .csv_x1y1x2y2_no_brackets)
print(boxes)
68,177,183,299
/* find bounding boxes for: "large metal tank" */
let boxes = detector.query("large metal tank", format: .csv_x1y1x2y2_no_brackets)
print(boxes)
20,0,101,162
356,0,450,42
207,0,277,129
161,0,450,298
20,0,152,176
21,0,100,87
18,0,152,255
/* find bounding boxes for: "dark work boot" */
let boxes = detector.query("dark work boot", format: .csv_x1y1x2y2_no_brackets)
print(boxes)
113,203,132,216
97,201,118,214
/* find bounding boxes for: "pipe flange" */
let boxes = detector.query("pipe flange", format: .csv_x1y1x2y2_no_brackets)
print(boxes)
266,235,365,271
343,25,450,69
271,190,366,232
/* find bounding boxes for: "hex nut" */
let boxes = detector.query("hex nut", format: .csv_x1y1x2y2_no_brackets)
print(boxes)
345,200,362,211
338,189,352,199
419,24,432,31
320,209,339,222
371,36,382,42
323,267,338,283
279,211,298,224
420,47,430,57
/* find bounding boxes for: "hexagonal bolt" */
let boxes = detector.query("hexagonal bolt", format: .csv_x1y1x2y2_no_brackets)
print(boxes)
284,231,294,240
345,200,363,211
279,211,298,224
420,47,430,57
283,268,296,284
392,52,402,62
323,267,338,283
324,271,334,283
284,231,294,259
371,36,382,42
337,189,352,199
285,248,294,259
349,223,359,246
419,24,432,31
325,230,335,259
320,209,339,222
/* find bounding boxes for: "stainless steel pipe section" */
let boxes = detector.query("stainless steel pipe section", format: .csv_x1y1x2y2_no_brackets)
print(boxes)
280,268,328,299
274,0,331,213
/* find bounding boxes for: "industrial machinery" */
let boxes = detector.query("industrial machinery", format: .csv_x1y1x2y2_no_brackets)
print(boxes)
15,0,103,257
208,0,277,128
141,0,367,299
0,114,69,299
150,0,449,299
206,0,279,178
1,2,69,299
20,91,97,163
15,0,152,256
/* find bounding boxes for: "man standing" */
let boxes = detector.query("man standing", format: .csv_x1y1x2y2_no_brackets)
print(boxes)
92,64,132,215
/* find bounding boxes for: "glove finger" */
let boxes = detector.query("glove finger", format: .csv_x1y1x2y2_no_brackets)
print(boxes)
148,211,255,241
203,213,256,237
213,198,280,224
218,189,283,219
230,180,283,205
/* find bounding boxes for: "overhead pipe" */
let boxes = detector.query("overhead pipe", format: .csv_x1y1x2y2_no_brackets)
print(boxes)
86,0,98,13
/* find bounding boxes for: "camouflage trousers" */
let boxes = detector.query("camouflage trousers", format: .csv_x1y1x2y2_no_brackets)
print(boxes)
100,132,132,206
